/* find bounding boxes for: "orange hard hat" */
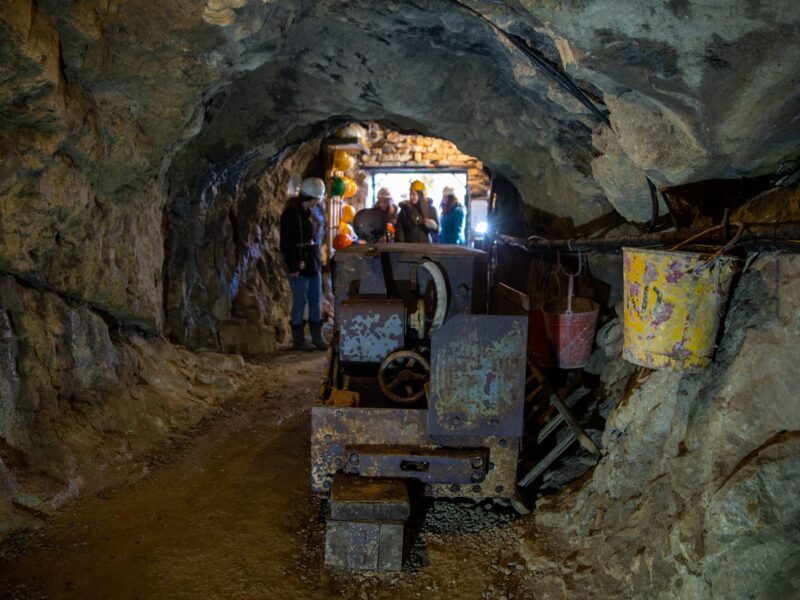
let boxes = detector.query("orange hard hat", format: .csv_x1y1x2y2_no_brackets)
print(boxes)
410,180,426,192
333,233,353,251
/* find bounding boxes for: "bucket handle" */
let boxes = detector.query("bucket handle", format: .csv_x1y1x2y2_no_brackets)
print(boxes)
670,222,744,274
557,249,583,315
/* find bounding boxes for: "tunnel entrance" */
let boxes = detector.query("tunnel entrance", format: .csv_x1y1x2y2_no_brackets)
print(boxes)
2,0,800,595
163,120,518,355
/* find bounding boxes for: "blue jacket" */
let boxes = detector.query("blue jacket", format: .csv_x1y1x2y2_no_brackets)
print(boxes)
439,204,465,245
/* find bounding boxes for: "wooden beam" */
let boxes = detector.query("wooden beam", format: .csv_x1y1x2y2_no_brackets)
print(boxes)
498,221,800,254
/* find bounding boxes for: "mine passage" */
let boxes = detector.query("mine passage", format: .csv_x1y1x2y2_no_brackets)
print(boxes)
2,1,800,598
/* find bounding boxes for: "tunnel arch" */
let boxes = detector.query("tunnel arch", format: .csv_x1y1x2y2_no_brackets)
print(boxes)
164,4,613,226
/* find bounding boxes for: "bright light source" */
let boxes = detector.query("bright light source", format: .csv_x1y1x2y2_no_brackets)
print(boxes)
475,221,489,234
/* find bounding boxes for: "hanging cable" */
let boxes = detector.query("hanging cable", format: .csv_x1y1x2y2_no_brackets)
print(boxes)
446,0,611,127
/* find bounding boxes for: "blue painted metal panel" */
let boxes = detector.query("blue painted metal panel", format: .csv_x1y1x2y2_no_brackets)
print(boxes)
428,314,527,437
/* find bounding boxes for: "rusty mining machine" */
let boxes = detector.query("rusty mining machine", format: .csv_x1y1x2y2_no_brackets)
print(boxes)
311,242,594,571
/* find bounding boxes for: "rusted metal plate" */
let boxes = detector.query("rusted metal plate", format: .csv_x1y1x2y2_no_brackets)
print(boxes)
310,406,428,493
344,445,488,484
428,315,527,438
425,438,519,499
339,298,405,363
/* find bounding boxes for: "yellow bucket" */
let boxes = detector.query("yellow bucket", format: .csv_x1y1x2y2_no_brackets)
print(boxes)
622,247,739,371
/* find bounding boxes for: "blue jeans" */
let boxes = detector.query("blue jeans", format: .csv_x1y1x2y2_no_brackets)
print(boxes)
289,272,322,326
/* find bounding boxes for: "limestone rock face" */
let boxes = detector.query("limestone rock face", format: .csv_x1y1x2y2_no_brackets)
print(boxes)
524,254,800,598
0,2,165,331
165,141,316,350
0,275,249,529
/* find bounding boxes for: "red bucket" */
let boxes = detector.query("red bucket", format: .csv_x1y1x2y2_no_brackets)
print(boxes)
542,296,599,369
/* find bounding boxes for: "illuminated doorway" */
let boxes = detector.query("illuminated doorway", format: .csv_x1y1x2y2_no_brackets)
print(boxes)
366,169,487,244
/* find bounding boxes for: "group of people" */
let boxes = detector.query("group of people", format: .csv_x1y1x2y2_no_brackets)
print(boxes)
279,177,467,350
375,180,465,245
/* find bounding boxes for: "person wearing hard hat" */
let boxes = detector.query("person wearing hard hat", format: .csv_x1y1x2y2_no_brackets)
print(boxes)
375,187,398,226
280,177,328,352
395,180,439,243
438,186,465,245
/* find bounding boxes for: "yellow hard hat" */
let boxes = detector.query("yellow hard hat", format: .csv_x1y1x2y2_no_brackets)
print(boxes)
410,180,426,192
341,203,356,223
343,178,358,198
339,221,355,238
332,150,354,172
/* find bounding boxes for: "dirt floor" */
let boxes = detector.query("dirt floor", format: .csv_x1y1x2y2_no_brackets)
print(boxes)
0,352,538,600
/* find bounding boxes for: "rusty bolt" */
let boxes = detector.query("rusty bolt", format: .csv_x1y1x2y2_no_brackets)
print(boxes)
335,410,343,419
348,453,359,465
450,416,461,427
323,480,331,490
449,484,460,493
499,438,507,448
471,472,483,482
490,418,499,427
334,457,343,467
324,434,333,442
349,467,359,476
471,457,483,468
495,485,504,494
488,462,495,471
472,485,481,493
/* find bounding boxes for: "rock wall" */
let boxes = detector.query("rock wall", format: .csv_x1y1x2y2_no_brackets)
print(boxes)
0,275,251,534
0,2,166,331
518,253,800,598
165,140,320,351
2,0,800,562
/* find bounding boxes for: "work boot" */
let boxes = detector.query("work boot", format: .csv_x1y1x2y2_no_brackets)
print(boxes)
291,324,314,352
309,321,329,351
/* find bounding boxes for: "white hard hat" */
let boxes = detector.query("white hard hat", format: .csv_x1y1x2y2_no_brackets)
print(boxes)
300,177,326,199
377,187,392,199
442,186,455,197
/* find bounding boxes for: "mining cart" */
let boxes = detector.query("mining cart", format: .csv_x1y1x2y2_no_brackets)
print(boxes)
311,242,534,571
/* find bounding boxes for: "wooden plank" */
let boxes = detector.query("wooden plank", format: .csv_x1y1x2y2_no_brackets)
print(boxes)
518,430,577,487
330,476,410,521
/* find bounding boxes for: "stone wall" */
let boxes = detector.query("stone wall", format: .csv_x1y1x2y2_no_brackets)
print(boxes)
359,123,491,201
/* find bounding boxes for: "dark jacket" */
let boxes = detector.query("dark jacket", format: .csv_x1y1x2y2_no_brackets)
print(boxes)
395,199,439,244
439,203,465,244
280,198,321,276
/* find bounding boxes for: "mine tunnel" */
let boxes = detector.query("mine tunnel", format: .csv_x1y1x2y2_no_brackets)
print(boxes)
1,1,799,598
